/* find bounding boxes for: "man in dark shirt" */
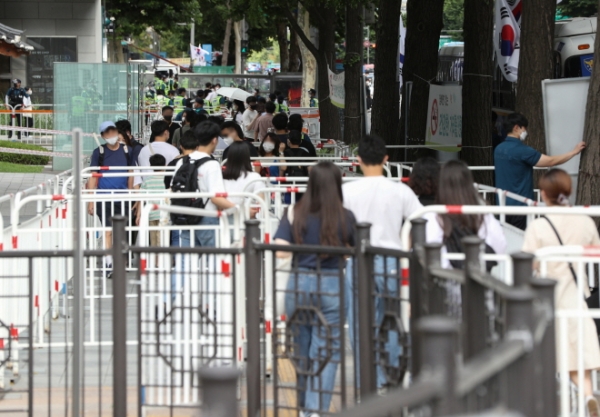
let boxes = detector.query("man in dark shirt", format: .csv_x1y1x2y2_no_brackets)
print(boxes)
221,120,258,160
494,112,585,230
161,106,180,143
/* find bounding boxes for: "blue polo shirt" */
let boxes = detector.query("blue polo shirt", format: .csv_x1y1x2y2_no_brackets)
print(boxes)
494,137,542,206
90,145,130,190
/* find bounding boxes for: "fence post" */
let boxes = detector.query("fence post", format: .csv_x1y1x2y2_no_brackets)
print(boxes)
530,278,558,417
511,252,534,287
355,222,377,397
198,366,241,417
462,237,487,360
244,220,261,417
409,218,427,378
504,287,536,417
423,243,444,315
417,316,459,416
112,216,128,417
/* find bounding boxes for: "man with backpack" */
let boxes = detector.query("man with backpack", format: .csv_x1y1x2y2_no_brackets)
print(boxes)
87,121,134,273
172,122,235,248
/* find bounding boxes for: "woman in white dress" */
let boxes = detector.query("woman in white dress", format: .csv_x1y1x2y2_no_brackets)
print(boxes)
522,168,600,417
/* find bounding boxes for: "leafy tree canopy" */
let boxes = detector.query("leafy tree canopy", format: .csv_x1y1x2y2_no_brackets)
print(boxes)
557,0,598,18
443,0,464,40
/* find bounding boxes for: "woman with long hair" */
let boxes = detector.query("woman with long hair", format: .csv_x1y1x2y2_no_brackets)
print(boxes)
231,99,245,124
522,169,600,416
424,160,506,269
274,161,356,415
222,142,265,206
256,133,282,177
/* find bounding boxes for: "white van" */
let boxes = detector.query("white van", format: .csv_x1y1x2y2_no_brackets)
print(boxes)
554,17,596,78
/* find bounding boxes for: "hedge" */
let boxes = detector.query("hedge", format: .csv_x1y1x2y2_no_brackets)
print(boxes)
0,140,50,166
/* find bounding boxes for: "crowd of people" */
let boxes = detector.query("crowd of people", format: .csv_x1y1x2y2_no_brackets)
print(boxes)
87,109,600,417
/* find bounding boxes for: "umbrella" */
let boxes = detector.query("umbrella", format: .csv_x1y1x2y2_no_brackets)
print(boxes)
215,87,252,102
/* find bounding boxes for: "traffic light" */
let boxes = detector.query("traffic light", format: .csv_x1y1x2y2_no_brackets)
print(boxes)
241,40,249,56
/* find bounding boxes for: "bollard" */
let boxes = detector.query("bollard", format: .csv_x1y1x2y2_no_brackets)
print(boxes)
462,237,487,360
244,220,262,417
511,252,534,287
504,287,536,417
530,278,558,417
199,367,241,417
417,316,460,416
409,218,427,377
112,216,128,417
355,222,377,397
424,243,445,315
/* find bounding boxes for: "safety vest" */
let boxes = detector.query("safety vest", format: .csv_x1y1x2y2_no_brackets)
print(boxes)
173,96,185,112
276,103,289,113
210,96,221,112
154,79,167,92
71,96,86,117
310,97,319,108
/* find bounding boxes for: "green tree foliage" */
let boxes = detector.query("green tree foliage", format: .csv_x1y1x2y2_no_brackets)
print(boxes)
443,0,464,40
557,0,598,17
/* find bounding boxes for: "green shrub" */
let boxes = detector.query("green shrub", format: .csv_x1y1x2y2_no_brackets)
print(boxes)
0,140,50,165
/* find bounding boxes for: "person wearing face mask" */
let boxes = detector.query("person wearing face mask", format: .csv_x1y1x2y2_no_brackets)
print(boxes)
494,112,586,230
257,132,282,177
231,99,245,124
221,120,258,161
22,86,34,136
88,121,134,274
161,105,179,141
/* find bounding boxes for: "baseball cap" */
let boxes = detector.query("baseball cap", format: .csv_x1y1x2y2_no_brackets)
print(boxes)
99,121,117,133
12,78,21,84
308,88,316,94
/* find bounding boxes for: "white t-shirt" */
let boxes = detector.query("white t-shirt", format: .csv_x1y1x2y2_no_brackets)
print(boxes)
134,141,180,186
242,109,258,138
423,212,507,269
342,176,423,250
174,151,225,211
224,172,265,205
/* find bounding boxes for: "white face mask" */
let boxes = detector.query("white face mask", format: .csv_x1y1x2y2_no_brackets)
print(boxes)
27,90,32,95
104,136,118,146
223,136,234,145
519,130,528,141
262,142,275,152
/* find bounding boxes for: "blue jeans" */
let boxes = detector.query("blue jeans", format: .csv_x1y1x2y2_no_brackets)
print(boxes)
285,268,343,413
346,256,401,388
180,216,219,248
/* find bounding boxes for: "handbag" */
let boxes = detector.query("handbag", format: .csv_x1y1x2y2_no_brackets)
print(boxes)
542,216,600,334
275,205,294,317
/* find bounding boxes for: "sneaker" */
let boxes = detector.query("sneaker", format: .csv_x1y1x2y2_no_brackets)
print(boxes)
587,396,599,417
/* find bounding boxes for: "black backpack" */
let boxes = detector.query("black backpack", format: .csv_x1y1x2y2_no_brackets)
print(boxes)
170,155,213,225
284,148,308,178
97,144,132,167
443,220,498,272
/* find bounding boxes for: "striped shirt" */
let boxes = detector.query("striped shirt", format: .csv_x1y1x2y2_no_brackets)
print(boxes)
140,176,166,221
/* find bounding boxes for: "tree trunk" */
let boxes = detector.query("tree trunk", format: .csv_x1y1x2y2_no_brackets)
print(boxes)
461,0,494,187
576,0,600,212
344,3,363,145
398,0,445,160
277,22,290,72
313,5,342,140
222,19,232,66
515,0,556,154
371,0,401,145
289,29,301,72
234,21,242,74
296,4,317,107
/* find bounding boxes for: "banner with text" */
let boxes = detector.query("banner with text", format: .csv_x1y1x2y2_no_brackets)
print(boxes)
328,67,345,108
425,84,462,150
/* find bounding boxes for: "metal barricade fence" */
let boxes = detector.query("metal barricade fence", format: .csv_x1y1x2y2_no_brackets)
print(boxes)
535,245,600,417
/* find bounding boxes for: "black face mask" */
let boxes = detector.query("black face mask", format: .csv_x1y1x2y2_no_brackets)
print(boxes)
163,115,173,121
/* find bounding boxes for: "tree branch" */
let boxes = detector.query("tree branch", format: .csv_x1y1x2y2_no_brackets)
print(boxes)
281,6,320,59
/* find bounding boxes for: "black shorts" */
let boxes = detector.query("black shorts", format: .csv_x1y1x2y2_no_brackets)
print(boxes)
95,201,128,227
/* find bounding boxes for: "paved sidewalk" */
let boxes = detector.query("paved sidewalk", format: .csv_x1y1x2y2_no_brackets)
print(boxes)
0,172,58,225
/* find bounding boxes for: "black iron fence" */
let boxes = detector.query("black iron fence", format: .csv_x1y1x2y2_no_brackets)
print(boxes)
0,217,556,417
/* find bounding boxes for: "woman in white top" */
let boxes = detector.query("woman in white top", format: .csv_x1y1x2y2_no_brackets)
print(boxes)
424,160,506,269
242,97,259,140
223,142,265,211
522,169,600,416
22,86,33,136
